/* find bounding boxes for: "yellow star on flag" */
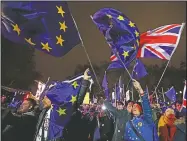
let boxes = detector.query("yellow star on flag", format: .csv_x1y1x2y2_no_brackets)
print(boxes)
11,24,21,35
59,21,68,32
117,15,124,21
70,95,77,104
72,81,79,89
56,6,65,17
134,30,139,37
122,51,129,58
129,21,135,27
41,42,52,52
24,38,36,46
106,14,112,19
56,35,65,46
56,107,66,116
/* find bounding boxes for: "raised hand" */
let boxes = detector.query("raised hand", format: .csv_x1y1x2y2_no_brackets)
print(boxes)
132,79,144,96
83,68,91,80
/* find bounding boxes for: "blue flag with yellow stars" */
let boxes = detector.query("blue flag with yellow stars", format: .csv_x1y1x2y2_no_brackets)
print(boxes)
44,74,85,140
165,87,176,103
1,1,81,57
92,8,140,69
132,59,148,79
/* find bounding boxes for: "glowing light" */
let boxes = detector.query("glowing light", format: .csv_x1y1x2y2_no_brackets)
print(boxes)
102,105,106,110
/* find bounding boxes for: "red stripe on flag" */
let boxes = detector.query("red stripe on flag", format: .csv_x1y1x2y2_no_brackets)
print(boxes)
155,24,180,33
146,46,167,59
140,35,178,47
136,47,142,58
183,99,186,108
110,55,117,61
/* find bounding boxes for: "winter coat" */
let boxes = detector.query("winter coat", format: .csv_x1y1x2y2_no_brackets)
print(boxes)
98,115,114,141
104,100,131,141
125,92,159,141
158,115,177,141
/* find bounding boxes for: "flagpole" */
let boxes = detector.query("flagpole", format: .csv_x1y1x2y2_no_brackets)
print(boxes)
153,23,185,94
126,79,131,91
132,86,134,101
114,84,116,107
122,84,125,105
70,14,102,91
162,87,166,103
153,86,159,104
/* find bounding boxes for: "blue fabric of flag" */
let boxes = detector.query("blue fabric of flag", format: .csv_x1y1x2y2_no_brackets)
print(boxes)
132,59,148,79
44,74,84,139
1,1,81,57
92,8,140,70
165,87,176,103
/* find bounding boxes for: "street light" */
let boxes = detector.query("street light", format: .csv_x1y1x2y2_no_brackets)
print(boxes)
179,91,182,94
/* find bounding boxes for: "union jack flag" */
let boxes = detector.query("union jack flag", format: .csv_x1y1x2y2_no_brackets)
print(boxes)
137,23,185,60
110,53,118,62
182,80,186,108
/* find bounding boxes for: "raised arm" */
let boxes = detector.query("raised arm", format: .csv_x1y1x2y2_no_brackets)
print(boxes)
103,100,117,117
76,69,91,107
132,79,153,124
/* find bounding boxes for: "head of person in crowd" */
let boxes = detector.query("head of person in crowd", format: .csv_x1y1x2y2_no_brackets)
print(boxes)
41,96,52,109
156,111,162,119
89,107,96,116
175,101,182,111
156,103,161,109
171,103,176,110
17,98,37,113
126,100,135,113
132,102,143,117
1,95,7,104
163,108,176,125
116,101,124,110
85,104,90,110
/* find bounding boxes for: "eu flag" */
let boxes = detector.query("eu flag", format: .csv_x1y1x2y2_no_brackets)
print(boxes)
165,87,176,103
132,59,148,79
92,8,140,69
44,75,84,139
1,2,81,57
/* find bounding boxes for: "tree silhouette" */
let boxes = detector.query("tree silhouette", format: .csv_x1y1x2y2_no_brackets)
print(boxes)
1,36,41,90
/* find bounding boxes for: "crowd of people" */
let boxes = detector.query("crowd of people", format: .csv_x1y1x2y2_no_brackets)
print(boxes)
1,69,186,141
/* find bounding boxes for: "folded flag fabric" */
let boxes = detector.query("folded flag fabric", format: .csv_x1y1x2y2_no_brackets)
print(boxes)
1,1,81,57
92,8,140,70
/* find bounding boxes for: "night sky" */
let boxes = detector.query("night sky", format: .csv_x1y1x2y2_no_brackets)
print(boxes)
33,1,186,81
